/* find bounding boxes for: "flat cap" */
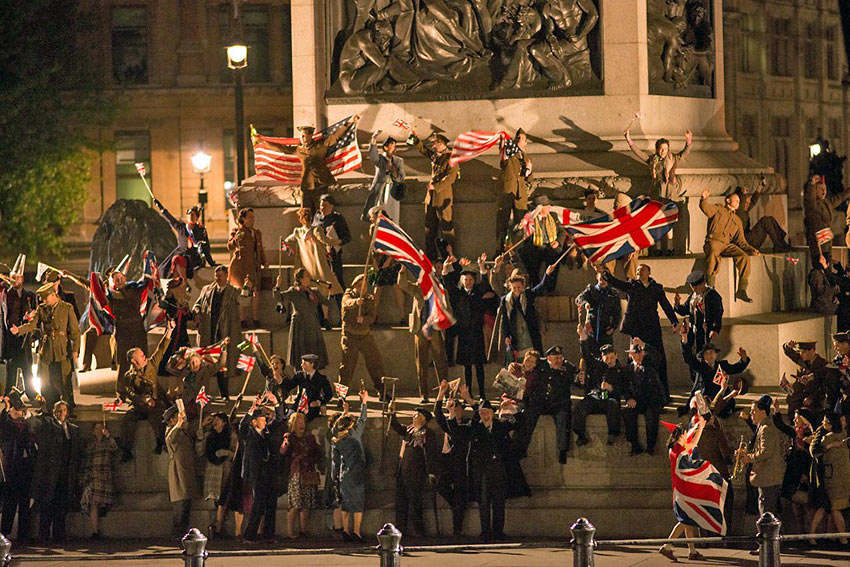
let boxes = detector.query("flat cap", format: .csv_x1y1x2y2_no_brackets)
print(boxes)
686,270,706,286
599,344,616,355
162,405,179,423
301,353,319,362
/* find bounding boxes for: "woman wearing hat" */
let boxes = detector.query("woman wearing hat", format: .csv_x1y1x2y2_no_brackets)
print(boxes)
227,208,267,328
807,411,849,545
153,199,215,284
331,389,369,542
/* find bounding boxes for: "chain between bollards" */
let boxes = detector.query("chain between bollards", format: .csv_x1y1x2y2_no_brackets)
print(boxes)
757,512,782,567
377,523,403,567
570,518,595,567
0,533,10,567
182,528,208,567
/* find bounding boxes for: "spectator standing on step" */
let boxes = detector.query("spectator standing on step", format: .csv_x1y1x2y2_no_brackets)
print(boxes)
673,270,723,353
803,175,850,265
735,395,786,518
491,264,557,364
338,275,385,393
576,269,621,354
0,391,35,542
80,422,119,539
227,207,267,329
313,193,351,314
274,270,331,369
164,404,201,538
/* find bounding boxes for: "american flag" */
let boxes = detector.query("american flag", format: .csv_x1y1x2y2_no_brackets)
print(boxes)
565,198,679,264
449,130,507,166
102,398,122,412
670,440,728,535
334,382,349,398
815,227,834,246
195,386,210,407
296,391,309,414
712,365,728,386
237,354,256,373
80,272,115,336
500,134,520,161
251,117,362,183
139,251,166,329
373,213,456,333
519,205,582,236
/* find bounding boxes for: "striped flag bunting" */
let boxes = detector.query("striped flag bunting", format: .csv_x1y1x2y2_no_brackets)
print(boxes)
449,130,506,166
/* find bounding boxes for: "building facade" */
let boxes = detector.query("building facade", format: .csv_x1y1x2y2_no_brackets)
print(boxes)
77,0,294,242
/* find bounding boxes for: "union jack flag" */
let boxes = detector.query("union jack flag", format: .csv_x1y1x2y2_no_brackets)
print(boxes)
392,119,411,130
786,256,799,265
186,341,224,364
280,236,292,254
713,365,728,386
334,382,349,398
80,272,115,336
135,163,146,177
565,198,679,264
102,398,122,412
251,117,362,183
670,441,728,535
373,213,456,333
195,386,210,407
237,354,256,373
816,227,834,246
296,390,309,414
139,251,166,329
449,130,507,166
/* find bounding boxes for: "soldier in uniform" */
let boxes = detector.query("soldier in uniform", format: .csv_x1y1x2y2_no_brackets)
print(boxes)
496,128,532,252
673,270,724,352
261,115,360,214
699,188,760,302
575,324,625,446
781,340,829,418
12,283,81,410
518,345,576,464
117,327,173,460
338,275,385,393
107,267,149,385
411,130,459,262
803,175,850,264
1,256,36,396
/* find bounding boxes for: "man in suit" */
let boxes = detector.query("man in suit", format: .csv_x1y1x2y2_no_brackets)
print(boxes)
0,391,36,542
678,330,749,417
12,283,81,411
621,338,666,456
280,354,333,422
673,270,723,352
735,395,786,517
492,265,556,362
239,393,285,543
576,269,621,353
313,193,352,312
1,258,36,396
28,400,81,543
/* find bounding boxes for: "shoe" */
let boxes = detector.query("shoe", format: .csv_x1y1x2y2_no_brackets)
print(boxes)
81,365,91,373
342,531,352,543
298,531,309,538
576,435,590,446
658,547,678,562
479,532,492,543
493,531,507,541
645,446,656,456
353,533,364,544
735,290,753,303
629,444,644,456
322,320,333,331
688,550,705,560
420,398,430,405
606,434,618,446
558,449,567,464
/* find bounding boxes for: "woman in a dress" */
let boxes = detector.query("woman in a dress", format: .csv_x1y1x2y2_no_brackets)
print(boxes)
274,269,330,369
201,412,235,538
281,412,322,539
331,389,369,542
228,207,267,328
80,422,118,539
807,412,849,545
658,416,727,562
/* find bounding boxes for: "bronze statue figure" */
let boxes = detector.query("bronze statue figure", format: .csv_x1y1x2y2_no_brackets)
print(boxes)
646,0,715,93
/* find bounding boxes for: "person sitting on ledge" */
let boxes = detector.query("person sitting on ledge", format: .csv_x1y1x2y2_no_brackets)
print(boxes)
733,186,791,252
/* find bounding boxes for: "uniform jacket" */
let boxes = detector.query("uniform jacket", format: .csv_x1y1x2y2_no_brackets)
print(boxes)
280,127,349,190
604,273,677,339
699,199,758,252
499,151,532,210
803,186,850,253
579,339,627,401
16,300,81,365
577,283,622,343
193,282,243,378
413,136,458,207
117,332,170,405
747,416,786,488
526,360,576,411
340,289,378,336
166,422,201,502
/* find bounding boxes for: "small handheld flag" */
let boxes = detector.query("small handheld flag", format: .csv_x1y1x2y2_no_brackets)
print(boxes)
816,227,834,246
392,119,411,130
713,365,729,386
237,354,256,373
297,391,309,414
102,398,122,412
334,382,349,398
195,386,210,407
135,163,146,177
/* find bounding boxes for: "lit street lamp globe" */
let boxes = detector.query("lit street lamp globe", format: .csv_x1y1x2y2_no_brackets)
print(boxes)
226,44,248,69
191,151,212,174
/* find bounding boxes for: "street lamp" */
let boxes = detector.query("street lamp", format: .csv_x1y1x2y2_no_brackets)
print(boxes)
227,43,248,185
192,151,212,224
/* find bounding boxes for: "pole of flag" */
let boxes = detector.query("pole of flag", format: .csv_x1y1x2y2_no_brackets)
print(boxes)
134,163,156,201
198,402,204,437
358,219,380,317
278,236,284,282
503,233,530,256
553,243,577,266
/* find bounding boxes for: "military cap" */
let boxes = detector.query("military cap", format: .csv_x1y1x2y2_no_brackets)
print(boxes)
162,405,179,424
797,341,817,350
186,205,202,216
415,407,433,422
514,127,527,140
167,277,184,290
301,353,319,362
36,282,56,301
832,333,850,344
459,267,478,277
686,270,706,286
599,344,616,355
297,125,315,135
545,345,564,356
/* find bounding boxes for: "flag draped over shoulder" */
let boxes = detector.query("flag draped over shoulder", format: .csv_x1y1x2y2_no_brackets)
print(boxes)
519,205,582,235
251,117,362,183
373,213,455,333
565,198,679,264
449,131,507,166
80,272,115,336
670,442,728,535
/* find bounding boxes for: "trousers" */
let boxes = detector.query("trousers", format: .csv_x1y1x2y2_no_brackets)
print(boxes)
424,203,454,262
38,479,69,541
1,476,32,540
623,403,661,451
414,331,448,399
172,499,191,537
395,475,426,536
746,217,787,250
520,404,571,457
338,333,385,390
244,481,278,541
572,396,621,437
704,239,751,290
477,463,506,537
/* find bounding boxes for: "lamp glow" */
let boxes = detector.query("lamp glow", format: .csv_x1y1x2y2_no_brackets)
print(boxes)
810,143,822,158
191,151,212,174
226,44,248,69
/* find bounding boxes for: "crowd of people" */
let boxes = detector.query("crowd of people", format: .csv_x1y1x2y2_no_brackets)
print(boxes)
1,123,849,553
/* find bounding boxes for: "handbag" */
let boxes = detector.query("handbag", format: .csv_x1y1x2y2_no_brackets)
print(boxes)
390,181,406,201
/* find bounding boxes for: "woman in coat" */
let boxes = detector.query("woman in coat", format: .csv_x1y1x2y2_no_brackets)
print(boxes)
274,269,330,369
807,412,849,545
200,412,235,538
281,412,322,539
284,208,344,299
228,207,267,328
158,278,192,376
165,408,201,537
80,422,118,539
331,389,369,542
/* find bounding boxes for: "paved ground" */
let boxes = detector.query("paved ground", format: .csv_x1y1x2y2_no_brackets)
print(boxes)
10,541,849,566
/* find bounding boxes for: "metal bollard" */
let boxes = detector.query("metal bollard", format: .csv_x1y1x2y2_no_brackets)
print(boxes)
757,512,781,567
0,533,10,567
377,523,403,567
570,517,596,567
181,528,208,567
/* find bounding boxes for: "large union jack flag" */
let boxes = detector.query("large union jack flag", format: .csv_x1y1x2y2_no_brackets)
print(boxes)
80,272,115,336
373,213,455,333
251,117,362,183
670,442,728,535
565,198,679,264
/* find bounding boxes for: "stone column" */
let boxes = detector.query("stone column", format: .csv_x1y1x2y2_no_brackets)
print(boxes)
291,0,324,130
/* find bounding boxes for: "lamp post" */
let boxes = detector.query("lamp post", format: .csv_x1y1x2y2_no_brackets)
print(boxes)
191,151,212,225
227,44,248,186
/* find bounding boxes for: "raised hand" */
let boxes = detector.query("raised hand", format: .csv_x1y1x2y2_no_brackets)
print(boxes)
685,129,693,145
738,347,748,360
700,188,710,200
359,389,368,404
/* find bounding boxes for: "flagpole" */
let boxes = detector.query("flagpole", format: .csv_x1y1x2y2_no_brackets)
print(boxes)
358,218,380,317
553,243,577,266
198,402,204,437
278,236,284,282
503,233,529,256
135,165,156,201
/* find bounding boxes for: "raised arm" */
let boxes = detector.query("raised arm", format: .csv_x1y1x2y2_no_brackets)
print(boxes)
153,199,182,232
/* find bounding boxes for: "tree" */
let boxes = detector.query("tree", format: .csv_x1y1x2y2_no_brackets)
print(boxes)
0,1,116,256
